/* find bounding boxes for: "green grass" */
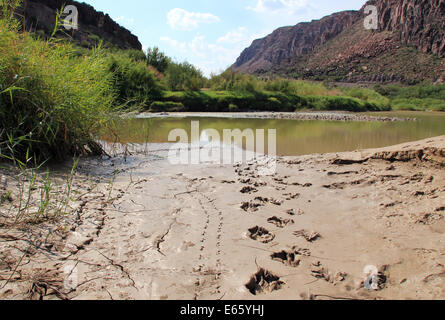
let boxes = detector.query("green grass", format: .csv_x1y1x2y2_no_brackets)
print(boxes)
390,98,445,111
153,88,391,113
375,83,445,111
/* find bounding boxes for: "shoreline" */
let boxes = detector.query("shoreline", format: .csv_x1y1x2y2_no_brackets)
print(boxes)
135,111,417,122
0,136,444,300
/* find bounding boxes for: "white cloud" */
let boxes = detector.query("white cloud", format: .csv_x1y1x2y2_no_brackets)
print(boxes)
167,8,220,31
161,34,216,59
160,37,186,51
160,28,266,76
248,0,308,13
114,16,135,25
217,27,249,44
160,34,240,76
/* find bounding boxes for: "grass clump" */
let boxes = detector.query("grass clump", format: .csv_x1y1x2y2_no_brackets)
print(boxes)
390,98,445,111
374,83,445,111
0,2,116,164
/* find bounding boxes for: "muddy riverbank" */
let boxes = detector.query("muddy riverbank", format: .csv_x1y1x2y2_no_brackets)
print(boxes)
137,111,416,122
0,136,444,300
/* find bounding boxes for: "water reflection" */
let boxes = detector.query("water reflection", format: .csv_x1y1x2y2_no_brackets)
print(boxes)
100,112,445,156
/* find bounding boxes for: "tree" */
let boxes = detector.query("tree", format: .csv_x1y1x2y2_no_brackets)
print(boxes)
146,47,170,73
127,49,147,63
165,61,204,91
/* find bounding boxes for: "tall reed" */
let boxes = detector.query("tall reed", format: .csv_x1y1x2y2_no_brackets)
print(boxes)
0,0,115,164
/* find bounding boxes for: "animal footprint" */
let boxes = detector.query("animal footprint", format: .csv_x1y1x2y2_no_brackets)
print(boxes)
241,201,262,212
248,226,275,243
267,216,294,228
284,193,300,200
292,246,311,256
221,180,236,184
271,250,301,267
292,182,313,188
294,230,321,242
240,186,258,194
286,209,305,216
255,197,283,206
245,268,284,295
311,261,348,285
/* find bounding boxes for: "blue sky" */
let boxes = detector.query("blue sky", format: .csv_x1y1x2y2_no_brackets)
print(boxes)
82,0,366,76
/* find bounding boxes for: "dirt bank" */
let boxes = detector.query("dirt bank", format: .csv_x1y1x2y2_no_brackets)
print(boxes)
0,136,444,300
137,111,415,122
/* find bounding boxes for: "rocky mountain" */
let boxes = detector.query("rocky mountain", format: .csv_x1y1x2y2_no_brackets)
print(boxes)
375,0,444,57
233,0,445,84
18,0,142,50
233,11,361,73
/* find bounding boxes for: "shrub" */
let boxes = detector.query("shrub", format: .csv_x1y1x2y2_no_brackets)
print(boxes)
375,83,445,100
374,83,445,111
107,52,164,109
146,47,170,73
228,103,239,112
164,62,205,91
304,96,367,112
126,49,148,63
391,98,445,111
88,34,101,45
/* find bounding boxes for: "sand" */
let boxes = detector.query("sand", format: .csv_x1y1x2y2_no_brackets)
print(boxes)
0,136,444,300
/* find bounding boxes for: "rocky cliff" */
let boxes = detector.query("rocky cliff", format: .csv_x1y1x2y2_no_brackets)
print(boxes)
18,0,142,50
373,0,445,57
233,11,361,73
233,0,445,83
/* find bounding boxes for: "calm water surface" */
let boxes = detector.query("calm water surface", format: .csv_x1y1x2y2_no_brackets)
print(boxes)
106,112,445,156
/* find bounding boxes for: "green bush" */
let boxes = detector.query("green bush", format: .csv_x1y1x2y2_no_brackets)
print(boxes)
146,47,170,73
264,78,291,94
126,49,148,63
341,87,390,109
376,83,445,100
391,98,445,111
374,83,445,111
228,103,239,112
107,51,163,109
88,34,101,45
160,90,306,112
267,97,281,107
304,96,366,112
164,62,205,91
